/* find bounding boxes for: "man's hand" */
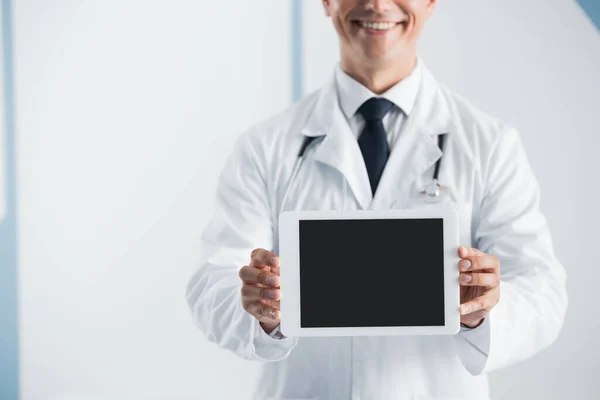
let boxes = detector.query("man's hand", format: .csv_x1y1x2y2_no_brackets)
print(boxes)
458,246,501,328
239,248,281,333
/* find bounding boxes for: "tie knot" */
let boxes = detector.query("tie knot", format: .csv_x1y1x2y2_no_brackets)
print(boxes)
357,97,394,121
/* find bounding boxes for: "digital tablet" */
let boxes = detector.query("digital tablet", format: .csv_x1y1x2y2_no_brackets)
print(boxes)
278,206,460,337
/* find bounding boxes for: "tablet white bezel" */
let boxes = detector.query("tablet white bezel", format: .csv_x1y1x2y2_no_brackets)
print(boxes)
278,206,460,337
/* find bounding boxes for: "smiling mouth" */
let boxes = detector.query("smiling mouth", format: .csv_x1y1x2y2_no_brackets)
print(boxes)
352,20,405,31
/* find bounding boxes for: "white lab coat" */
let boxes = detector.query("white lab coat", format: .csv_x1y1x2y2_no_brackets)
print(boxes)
186,63,567,400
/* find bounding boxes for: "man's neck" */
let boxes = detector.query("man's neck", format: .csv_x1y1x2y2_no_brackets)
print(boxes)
339,55,417,95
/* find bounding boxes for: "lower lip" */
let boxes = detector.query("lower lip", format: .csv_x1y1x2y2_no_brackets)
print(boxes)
356,22,402,36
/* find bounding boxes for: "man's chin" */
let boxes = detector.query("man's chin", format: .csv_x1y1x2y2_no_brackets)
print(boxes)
360,49,403,65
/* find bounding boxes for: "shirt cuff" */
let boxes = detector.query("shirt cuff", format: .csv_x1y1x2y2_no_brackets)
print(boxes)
252,319,297,361
267,324,286,340
455,316,491,375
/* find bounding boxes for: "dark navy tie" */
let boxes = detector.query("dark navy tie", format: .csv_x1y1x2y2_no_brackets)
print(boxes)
357,97,394,195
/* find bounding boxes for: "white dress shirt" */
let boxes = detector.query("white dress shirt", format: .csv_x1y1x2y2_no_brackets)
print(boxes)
336,60,422,148
268,62,423,339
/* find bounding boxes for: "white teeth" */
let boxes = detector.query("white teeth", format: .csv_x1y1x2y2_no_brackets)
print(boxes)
359,21,396,30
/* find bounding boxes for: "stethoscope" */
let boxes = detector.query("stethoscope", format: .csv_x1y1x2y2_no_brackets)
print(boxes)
423,133,446,198
280,133,447,210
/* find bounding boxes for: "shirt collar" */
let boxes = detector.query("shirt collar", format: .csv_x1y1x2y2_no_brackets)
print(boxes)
335,59,422,121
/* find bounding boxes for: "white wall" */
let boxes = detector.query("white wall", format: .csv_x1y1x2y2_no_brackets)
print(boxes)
301,1,599,399
16,1,290,399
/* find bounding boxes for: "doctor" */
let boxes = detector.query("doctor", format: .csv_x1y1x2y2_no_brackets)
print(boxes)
186,0,567,399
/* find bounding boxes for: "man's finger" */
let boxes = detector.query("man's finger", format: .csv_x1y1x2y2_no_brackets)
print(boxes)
238,265,280,286
250,248,280,268
249,301,280,321
241,284,281,301
458,246,484,258
460,310,488,327
459,254,499,272
459,272,500,288
460,290,498,315
257,298,280,308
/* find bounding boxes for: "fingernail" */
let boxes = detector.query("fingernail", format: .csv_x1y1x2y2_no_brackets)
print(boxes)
460,274,472,284
268,290,279,299
271,310,280,320
267,275,278,286
461,305,470,314
269,256,279,266
461,260,472,270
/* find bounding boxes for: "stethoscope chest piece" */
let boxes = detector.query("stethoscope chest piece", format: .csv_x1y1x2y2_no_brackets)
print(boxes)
419,179,456,204
420,181,443,204
425,179,441,198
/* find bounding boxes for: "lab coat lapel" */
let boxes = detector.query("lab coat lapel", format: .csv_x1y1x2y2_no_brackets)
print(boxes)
300,65,459,211
301,74,373,210
371,65,459,209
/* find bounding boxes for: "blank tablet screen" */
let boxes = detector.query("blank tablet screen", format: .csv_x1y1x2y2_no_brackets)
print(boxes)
298,218,445,328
